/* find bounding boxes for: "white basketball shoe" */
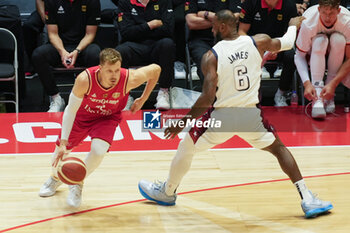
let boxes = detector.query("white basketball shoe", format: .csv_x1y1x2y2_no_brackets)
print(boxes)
311,81,326,119
138,180,177,206
301,191,333,218
39,176,62,197
67,184,83,208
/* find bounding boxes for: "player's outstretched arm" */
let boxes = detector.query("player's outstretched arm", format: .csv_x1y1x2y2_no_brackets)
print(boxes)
126,64,161,113
253,16,305,56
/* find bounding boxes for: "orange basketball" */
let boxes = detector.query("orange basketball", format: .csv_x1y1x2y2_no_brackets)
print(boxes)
57,157,87,185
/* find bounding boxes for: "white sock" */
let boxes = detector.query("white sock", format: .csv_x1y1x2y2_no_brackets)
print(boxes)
294,179,313,202
165,181,178,196
165,135,196,196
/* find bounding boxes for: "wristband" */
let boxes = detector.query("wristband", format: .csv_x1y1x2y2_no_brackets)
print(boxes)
75,48,81,54
277,25,297,51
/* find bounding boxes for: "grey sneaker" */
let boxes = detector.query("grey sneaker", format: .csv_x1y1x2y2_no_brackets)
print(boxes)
174,61,186,80
39,176,62,197
301,191,333,218
138,180,177,206
155,89,170,110
67,184,83,208
48,95,65,112
122,95,134,111
274,93,288,107
325,99,335,113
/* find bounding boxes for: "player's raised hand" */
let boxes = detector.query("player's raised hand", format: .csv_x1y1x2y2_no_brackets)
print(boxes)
289,16,306,29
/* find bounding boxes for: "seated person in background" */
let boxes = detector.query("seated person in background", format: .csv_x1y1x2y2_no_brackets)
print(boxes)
239,0,298,107
294,0,350,119
185,0,241,82
22,0,46,78
116,0,175,110
32,0,101,112
299,0,349,16
296,0,310,16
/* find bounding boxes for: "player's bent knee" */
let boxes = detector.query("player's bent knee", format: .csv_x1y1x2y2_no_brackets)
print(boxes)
262,138,285,155
178,134,196,156
311,34,328,54
90,138,110,157
329,32,346,46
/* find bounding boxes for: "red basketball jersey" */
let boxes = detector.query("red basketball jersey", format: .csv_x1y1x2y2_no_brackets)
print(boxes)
75,66,129,122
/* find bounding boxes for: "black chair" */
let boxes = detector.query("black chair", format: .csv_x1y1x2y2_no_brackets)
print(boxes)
184,23,196,90
0,27,19,113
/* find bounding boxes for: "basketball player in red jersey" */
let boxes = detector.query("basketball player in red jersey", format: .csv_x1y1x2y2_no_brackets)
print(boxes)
39,48,161,207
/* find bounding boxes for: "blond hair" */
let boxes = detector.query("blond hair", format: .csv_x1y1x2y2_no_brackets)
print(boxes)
319,0,340,9
100,48,122,65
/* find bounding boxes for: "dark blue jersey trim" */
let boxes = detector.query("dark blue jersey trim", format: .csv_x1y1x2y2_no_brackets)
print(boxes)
249,36,257,48
211,48,218,60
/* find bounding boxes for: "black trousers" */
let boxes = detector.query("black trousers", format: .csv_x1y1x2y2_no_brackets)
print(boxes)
32,43,100,96
265,48,296,91
116,38,175,89
188,38,214,81
173,3,185,62
22,10,45,72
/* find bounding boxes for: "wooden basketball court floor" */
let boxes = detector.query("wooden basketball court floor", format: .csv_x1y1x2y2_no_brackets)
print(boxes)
1,145,350,233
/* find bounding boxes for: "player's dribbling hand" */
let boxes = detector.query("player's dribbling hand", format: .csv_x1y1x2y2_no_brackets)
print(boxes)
52,142,68,168
130,97,145,114
288,16,306,29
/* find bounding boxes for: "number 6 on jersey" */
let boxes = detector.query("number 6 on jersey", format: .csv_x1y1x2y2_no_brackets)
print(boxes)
234,65,250,91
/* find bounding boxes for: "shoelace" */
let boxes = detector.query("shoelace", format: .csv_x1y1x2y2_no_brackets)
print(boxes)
153,180,164,191
70,185,82,196
44,179,52,187
44,178,57,187
175,63,185,71
310,192,323,204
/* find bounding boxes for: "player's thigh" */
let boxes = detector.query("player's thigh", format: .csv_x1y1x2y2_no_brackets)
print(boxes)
194,130,235,152
65,122,90,150
90,118,118,146
212,107,275,149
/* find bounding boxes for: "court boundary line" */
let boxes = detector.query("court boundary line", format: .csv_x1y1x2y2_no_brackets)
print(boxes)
1,144,350,157
1,171,349,233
